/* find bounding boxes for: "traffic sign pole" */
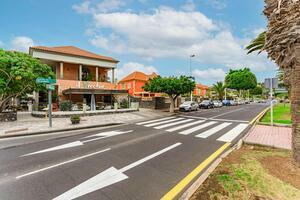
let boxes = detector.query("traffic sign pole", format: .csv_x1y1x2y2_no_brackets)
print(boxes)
48,88,52,128
270,79,273,126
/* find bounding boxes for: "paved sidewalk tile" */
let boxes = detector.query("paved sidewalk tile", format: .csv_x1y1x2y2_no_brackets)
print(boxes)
0,109,171,136
244,125,292,150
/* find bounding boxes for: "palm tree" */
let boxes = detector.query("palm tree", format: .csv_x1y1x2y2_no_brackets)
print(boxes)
264,0,300,166
246,31,266,54
212,81,225,100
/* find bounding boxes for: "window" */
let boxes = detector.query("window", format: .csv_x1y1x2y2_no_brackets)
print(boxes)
127,83,131,89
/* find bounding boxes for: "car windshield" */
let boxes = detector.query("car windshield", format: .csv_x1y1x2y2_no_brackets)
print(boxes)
213,101,219,103
202,100,210,103
182,101,192,105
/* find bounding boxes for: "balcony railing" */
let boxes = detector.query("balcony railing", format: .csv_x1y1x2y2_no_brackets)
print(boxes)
56,79,117,93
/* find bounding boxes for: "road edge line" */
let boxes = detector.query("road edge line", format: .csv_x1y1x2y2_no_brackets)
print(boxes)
160,142,230,200
249,107,269,125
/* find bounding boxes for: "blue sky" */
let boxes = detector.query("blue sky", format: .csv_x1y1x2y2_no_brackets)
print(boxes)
0,0,277,85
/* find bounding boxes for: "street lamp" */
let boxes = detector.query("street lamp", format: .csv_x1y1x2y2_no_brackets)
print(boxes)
190,54,195,101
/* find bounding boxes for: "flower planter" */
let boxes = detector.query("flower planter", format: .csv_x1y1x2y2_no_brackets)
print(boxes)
0,111,17,122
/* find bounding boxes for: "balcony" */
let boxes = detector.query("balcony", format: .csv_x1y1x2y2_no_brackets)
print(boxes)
56,79,117,93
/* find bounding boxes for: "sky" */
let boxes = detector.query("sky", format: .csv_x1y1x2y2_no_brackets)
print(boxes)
0,0,277,85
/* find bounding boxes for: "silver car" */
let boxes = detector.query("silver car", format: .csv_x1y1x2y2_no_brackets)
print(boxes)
179,101,198,112
213,100,223,107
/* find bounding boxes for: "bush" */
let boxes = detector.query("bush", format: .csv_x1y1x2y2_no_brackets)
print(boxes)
120,99,129,108
60,100,72,111
70,115,80,124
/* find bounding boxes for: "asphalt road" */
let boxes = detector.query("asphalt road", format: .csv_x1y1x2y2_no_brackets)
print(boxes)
0,103,268,200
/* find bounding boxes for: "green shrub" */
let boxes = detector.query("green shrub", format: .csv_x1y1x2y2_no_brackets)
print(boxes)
60,100,72,111
70,115,80,124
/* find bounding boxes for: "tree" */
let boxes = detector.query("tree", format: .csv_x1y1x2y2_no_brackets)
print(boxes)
263,1,300,165
249,85,263,96
212,81,225,100
143,76,195,112
246,31,266,54
0,49,53,112
225,68,257,96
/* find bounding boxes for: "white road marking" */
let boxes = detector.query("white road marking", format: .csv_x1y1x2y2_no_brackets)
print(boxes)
53,143,181,200
136,117,175,125
16,148,110,179
144,118,184,127
209,108,244,119
195,122,232,138
217,124,249,142
119,142,181,172
53,167,128,200
154,119,194,129
20,141,83,157
82,130,133,143
179,121,217,135
166,120,204,132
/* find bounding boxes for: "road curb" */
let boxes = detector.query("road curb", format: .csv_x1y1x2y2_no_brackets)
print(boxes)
249,107,269,125
0,123,123,139
179,110,265,200
179,140,243,200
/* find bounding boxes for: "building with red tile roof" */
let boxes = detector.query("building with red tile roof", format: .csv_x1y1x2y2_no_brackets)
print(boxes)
118,71,159,97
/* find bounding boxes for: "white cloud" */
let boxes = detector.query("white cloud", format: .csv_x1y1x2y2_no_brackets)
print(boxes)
11,36,34,52
202,0,227,10
72,1,90,14
73,3,276,78
182,0,196,12
116,62,158,80
73,0,126,14
192,68,226,81
95,0,126,13
0,41,4,47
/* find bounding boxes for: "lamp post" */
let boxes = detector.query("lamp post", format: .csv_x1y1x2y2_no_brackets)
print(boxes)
190,54,195,101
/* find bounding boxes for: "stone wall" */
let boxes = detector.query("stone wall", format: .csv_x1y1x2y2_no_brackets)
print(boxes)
130,96,171,109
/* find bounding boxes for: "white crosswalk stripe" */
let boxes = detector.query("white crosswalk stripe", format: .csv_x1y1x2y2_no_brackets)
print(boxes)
195,122,232,138
217,124,249,142
166,120,204,132
154,119,194,129
179,121,217,135
136,117,175,125
144,118,184,127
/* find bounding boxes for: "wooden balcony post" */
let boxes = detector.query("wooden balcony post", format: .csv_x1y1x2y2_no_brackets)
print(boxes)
60,62,64,79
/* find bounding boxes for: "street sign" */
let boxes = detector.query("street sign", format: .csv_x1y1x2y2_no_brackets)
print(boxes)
46,84,55,90
36,77,56,84
264,78,278,89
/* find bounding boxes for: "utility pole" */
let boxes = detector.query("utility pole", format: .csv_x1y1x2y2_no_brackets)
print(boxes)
224,88,227,100
270,79,273,126
190,54,195,101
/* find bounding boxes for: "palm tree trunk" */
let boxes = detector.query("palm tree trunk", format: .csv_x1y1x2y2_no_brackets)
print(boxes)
291,66,300,166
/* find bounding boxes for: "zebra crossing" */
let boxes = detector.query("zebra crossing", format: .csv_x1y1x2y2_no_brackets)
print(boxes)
135,117,249,142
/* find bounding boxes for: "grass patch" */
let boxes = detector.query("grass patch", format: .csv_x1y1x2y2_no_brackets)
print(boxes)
190,146,300,200
261,103,291,125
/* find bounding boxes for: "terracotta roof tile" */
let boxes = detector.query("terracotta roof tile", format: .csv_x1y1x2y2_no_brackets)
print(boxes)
30,46,118,63
119,71,158,82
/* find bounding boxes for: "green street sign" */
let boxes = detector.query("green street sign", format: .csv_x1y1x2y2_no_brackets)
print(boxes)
36,78,56,84
46,84,55,91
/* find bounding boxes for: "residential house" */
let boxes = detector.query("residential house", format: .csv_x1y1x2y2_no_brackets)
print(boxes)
29,46,127,110
193,83,209,97
118,71,159,98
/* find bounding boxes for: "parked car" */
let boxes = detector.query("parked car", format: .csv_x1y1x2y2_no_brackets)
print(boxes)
179,101,198,112
222,100,231,106
199,100,214,109
230,100,238,106
213,100,223,108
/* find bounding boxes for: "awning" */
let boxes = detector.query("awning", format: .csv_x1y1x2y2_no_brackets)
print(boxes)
62,88,128,95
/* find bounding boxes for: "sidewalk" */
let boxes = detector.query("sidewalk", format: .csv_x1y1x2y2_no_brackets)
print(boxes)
0,109,172,137
244,124,292,150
